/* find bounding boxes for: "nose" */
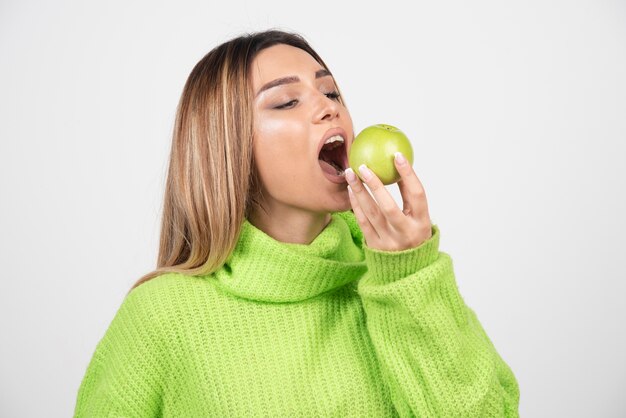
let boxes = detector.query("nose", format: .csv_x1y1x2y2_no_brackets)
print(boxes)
314,92,340,123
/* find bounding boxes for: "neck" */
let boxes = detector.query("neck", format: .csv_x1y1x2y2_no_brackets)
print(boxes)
247,204,332,245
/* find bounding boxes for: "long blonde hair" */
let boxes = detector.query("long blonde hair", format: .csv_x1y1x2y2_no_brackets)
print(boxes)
129,30,344,292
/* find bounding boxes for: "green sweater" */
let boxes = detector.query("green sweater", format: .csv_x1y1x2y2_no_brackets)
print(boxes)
74,211,519,417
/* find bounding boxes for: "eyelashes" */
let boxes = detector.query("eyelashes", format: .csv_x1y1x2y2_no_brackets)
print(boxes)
275,100,297,110
274,91,341,110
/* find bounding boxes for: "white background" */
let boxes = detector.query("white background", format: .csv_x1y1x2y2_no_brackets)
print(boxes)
1,0,625,416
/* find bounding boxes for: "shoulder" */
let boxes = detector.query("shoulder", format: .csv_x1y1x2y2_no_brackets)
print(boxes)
127,272,221,311
128,271,208,300
115,272,222,335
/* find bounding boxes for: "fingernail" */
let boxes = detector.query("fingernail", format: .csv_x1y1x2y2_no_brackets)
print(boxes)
345,167,357,183
358,164,372,181
395,151,407,165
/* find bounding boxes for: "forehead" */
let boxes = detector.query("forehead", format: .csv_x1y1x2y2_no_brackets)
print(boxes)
249,44,324,89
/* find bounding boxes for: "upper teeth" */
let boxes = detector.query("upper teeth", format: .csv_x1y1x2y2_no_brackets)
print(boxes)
325,135,344,144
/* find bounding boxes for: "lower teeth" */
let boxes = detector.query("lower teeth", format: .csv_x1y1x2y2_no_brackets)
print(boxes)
330,161,344,176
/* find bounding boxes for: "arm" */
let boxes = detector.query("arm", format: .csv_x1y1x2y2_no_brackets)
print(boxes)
345,152,519,416
357,224,520,417
74,286,168,417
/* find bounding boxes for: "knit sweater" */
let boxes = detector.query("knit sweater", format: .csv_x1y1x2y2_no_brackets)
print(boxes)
74,210,520,417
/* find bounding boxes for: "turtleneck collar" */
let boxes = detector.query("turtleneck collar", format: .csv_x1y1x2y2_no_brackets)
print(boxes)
213,211,368,303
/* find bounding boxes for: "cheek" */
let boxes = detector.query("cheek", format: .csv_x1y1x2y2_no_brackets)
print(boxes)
253,116,309,188
254,110,305,140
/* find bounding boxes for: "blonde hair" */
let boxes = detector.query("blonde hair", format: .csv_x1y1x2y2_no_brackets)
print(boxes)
129,30,344,293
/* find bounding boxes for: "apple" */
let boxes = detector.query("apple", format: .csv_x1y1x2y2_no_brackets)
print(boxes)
348,124,414,185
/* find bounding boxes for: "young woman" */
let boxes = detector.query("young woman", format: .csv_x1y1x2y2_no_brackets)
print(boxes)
74,29,520,417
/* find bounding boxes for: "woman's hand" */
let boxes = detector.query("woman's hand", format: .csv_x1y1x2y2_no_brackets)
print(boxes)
345,151,433,252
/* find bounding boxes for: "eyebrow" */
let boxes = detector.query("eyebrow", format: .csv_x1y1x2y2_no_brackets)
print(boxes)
255,68,332,98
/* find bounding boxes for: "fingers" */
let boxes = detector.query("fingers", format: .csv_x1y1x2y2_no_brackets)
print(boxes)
344,164,405,234
344,151,433,251
357,164,407,226
344,151,431,239
345,167,385,237
346,184,379,244
394,152,429,220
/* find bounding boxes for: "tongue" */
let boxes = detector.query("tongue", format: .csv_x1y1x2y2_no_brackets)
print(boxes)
318,159,339,176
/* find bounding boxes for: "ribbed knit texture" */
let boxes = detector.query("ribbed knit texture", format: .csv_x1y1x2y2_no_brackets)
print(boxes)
74,210,519,417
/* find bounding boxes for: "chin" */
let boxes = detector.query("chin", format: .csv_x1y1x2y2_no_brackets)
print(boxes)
329,189,351,212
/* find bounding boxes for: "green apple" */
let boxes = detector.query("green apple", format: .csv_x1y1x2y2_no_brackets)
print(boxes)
349,124,414,185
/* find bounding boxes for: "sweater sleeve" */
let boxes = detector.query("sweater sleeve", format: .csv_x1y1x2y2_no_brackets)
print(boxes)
74,285,168,417
357,224,520,417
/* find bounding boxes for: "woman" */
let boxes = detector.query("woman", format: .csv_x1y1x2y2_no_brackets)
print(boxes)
74,29,520,417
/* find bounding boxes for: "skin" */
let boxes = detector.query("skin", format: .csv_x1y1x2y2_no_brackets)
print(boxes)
248,44,432,250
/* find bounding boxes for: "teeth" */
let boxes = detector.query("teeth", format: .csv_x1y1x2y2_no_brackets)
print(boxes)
324,135,344,145
329,160,345,175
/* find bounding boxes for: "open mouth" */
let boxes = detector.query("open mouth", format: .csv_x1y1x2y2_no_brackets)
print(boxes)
318,136,348,177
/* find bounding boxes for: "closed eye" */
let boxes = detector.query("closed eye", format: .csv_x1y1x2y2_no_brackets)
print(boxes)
274,99,298,110
274,91,341,110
